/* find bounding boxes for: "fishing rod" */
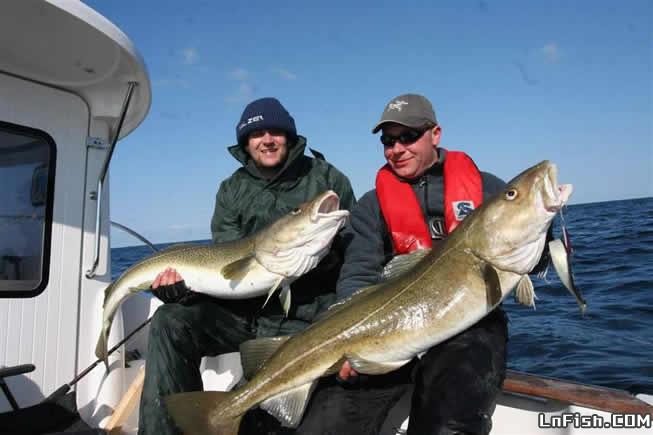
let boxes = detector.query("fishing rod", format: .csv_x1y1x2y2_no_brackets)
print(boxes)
48,224,159,402
44,317,152,402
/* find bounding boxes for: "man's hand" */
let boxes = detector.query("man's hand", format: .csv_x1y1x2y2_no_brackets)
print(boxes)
152,267,183,289
151,268,191,303
337,360,359,382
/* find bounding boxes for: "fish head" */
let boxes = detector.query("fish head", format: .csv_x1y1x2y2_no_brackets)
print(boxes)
465,161,573,275
255,190,350,277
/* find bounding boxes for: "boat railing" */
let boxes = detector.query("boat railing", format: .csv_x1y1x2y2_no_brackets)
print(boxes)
110,221,158,253
86,82,137,279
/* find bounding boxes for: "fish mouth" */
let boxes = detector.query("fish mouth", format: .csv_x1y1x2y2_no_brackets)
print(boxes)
312,191,349,222
542,163,573,213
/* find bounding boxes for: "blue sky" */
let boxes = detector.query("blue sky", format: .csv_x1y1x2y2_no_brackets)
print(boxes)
82,0,653,247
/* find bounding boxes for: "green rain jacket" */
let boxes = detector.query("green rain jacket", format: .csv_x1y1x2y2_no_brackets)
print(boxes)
210,136,356,336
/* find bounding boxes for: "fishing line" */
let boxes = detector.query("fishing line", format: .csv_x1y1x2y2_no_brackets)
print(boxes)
44,317,152,402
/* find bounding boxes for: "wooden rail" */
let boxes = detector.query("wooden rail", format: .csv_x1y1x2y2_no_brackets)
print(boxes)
503,369,653,415
105,366,145,434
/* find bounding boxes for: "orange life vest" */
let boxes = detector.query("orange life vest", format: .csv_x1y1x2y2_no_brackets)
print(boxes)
375,150,483,254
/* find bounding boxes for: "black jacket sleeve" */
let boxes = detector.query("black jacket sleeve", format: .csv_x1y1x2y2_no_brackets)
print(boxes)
335,190,390,301
480,171,506,199
211,179,245,244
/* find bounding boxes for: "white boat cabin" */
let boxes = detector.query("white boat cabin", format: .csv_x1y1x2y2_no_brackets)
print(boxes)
0,0,151,429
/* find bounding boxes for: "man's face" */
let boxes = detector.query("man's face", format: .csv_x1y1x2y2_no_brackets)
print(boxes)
381,123,441,179
246,129,289,168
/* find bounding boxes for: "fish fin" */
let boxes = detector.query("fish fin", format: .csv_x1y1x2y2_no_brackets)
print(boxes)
279,284,291,316
314,284,383,323
381,249,432,280
483,264,503,307
221,255,257,281
346,354,411,375
165,391,241,435
323,356,348,377
260,381,317,428
514,275,537,309
262,277,285,309
129,280,154,293
536,263,550,281
239,336,291,380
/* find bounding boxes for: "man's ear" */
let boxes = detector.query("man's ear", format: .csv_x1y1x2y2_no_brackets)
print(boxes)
431,125,442,146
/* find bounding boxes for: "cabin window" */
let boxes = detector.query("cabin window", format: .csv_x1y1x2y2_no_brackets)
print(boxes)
0,121,56,298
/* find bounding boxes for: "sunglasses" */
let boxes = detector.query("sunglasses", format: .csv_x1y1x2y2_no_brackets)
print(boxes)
380,129,427,147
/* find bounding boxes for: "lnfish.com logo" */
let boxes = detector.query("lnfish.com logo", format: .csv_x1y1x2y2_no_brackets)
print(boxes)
538,412,651,429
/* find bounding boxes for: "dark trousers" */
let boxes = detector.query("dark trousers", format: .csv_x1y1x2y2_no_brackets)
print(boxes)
138,299,294,435
295,308,508,435
137,300,253,435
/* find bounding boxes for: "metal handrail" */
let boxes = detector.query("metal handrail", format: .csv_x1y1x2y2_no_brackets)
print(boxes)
110,221,158,253
86,82,137,279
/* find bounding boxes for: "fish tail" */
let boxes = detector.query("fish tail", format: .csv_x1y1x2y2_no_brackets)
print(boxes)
95,329,109,370
165,391,242,435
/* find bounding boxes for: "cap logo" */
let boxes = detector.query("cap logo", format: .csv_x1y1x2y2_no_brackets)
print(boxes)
238,115,264,131
387,100,408,112
452,201,475,221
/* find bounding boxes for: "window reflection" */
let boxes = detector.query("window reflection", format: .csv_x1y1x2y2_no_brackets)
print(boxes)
0,123,55,295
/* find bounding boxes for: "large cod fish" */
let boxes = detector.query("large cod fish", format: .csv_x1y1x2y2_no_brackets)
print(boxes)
95,191,349,367
165,161,579,435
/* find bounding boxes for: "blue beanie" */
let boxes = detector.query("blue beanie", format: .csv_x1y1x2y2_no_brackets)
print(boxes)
236,97,297,145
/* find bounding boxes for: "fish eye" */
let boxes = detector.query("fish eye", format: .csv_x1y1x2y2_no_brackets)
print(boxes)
505,189,518,200
290,208,301,215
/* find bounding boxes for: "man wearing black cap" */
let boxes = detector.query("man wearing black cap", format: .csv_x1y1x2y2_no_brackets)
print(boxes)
138,97,355,435
296,94,509,435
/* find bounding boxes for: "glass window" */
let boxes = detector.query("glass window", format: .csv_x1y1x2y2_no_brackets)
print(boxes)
0,121,56,297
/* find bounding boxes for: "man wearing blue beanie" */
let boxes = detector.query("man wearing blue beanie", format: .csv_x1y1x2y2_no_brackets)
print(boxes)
233,97,298,180
138,97,356,435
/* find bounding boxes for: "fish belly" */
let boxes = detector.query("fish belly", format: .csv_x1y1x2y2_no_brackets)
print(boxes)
182,264,284,300
345,283,493,368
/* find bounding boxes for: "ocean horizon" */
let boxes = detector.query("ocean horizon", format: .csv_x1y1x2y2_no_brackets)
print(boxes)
111,197,653,250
